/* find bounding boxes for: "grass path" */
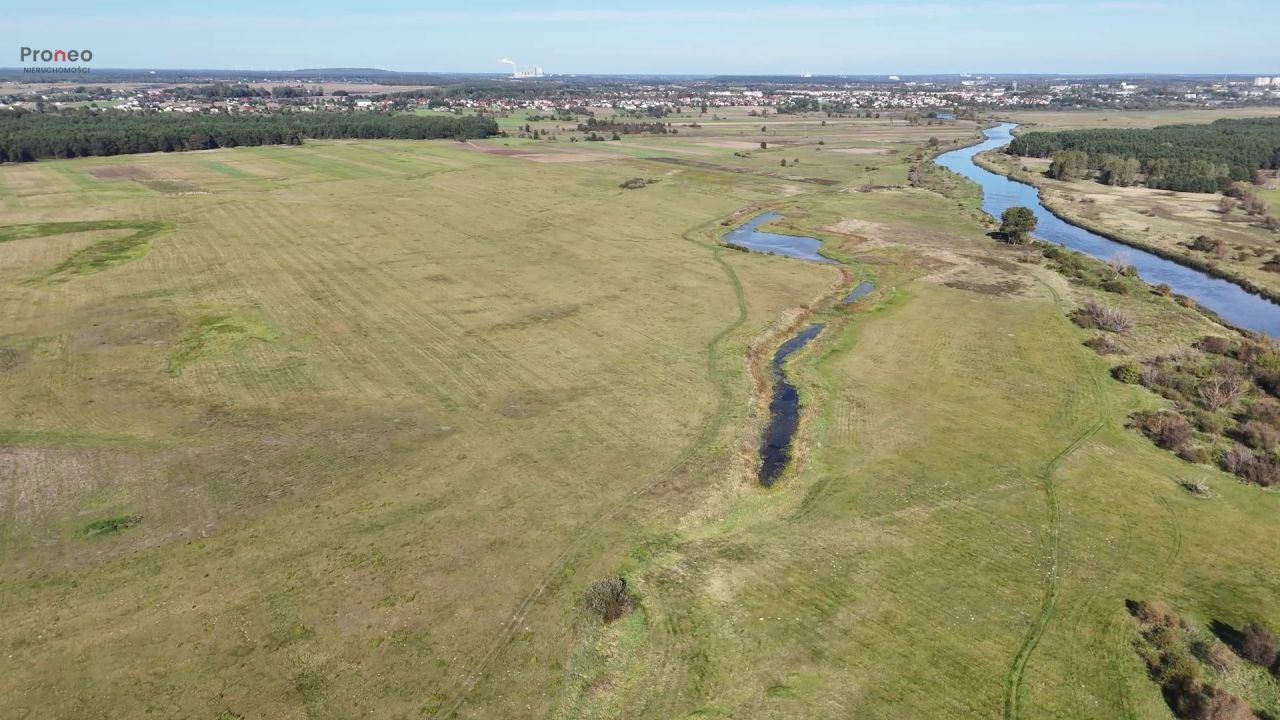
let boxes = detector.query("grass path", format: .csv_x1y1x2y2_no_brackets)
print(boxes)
1003,275,1108,720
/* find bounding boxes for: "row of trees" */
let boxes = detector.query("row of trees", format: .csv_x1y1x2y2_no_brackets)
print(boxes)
0,110,499,162
575,117,672,135
1011,117,1280,193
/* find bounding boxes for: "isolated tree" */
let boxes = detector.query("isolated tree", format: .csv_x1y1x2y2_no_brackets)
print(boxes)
760,141,767,150
1219,195,1236,217
1099,154,1140,186
1048,150,1090,181
1000,206,1038,243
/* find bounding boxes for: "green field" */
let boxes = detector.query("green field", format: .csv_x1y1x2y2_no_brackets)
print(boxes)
2,110,1280,719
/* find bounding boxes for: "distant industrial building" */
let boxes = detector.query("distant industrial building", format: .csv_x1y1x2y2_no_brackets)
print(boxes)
1254,76,1280,86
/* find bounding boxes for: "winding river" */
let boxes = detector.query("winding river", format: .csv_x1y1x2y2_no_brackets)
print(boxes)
934,122,1280,337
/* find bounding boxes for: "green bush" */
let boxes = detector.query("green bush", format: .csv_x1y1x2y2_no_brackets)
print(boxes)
1113,363,1143,384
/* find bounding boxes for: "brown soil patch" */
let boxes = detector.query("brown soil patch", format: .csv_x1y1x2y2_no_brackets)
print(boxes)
88,166,153,181
0,346,24,371
944,279,1028,296
520,152,610,163
827,218,889,237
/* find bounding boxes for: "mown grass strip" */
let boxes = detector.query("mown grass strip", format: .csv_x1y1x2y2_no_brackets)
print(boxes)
1,220,174,282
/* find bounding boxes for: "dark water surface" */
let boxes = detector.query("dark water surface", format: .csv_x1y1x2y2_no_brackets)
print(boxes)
934,122,1280,336
723,211,838,264
842,281,876,304
759,323,825,486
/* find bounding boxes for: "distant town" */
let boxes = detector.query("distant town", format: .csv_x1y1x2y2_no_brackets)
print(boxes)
3,71,1279,119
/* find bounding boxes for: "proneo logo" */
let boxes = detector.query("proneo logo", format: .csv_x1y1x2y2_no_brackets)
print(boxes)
20,47,94,74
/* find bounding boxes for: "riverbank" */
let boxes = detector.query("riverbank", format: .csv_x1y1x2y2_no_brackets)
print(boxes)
972,150,1280,308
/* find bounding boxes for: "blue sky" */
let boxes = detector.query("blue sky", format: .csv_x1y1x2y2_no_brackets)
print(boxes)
10,1,1280,75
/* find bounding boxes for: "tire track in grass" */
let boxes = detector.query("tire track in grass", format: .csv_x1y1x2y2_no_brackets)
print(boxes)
1004,273,1107,720
1003,417,1103,720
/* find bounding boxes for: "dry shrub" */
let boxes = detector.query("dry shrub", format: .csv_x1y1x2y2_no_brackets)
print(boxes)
1195,639,1239,672
582,576,631,623
1244,398,1280,426
1181,686,1257,720
1197,375,1245,411
1192,411,1229,435
1132,599,1180,627
1191,235,1223,252
1241,622,1279,669
1234,453,1280,488
1237,341,1280,368
1236,420,1280,453
1131,410,1194,452
1129,601,1259,720
1180,479,1213,498
1084,334,1125,355
1254,369,1280,398
1196,336,1234,355
1221,444,1256,475
1178,445,1212,465
1074,299,1135,333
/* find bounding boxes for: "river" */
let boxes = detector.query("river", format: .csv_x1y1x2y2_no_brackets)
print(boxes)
934,122,1280,337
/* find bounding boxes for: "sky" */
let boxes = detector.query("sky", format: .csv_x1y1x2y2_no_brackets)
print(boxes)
8,1,1280,75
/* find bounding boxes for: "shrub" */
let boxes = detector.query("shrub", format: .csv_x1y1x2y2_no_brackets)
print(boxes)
1191,411,1228,435
1221,444,1256,475
1241,454,1280,487
1113,363,1143,384
1241,622,1279,669
1254,369,1280,397
1181,479,1214,498
1075,299,1135,333
1132,599,1179,627
1223,437,1280,484
1237,341,1280,368
582,576,631,623
1197,374,1245,411
1154,283,1173,296
1236,420,1280,452
1244,398,1280,426
1131,410,1194,452
1196,336,1234,355
1084,335,1125,355
1193,638,1239,672
1177,445,1213,464
1191,235,1223,252
1101,278,1131,295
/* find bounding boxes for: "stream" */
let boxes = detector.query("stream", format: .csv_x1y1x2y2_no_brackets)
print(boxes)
725,212,862,485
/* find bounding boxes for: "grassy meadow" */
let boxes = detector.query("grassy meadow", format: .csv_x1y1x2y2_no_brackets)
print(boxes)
2,108,1280,719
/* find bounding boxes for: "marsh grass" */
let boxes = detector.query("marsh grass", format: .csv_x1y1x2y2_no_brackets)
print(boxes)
77,515,141,539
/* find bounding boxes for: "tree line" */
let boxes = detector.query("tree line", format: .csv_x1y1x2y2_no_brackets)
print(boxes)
575,117,673,135
0,110,499,162
1008,117,1280,193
